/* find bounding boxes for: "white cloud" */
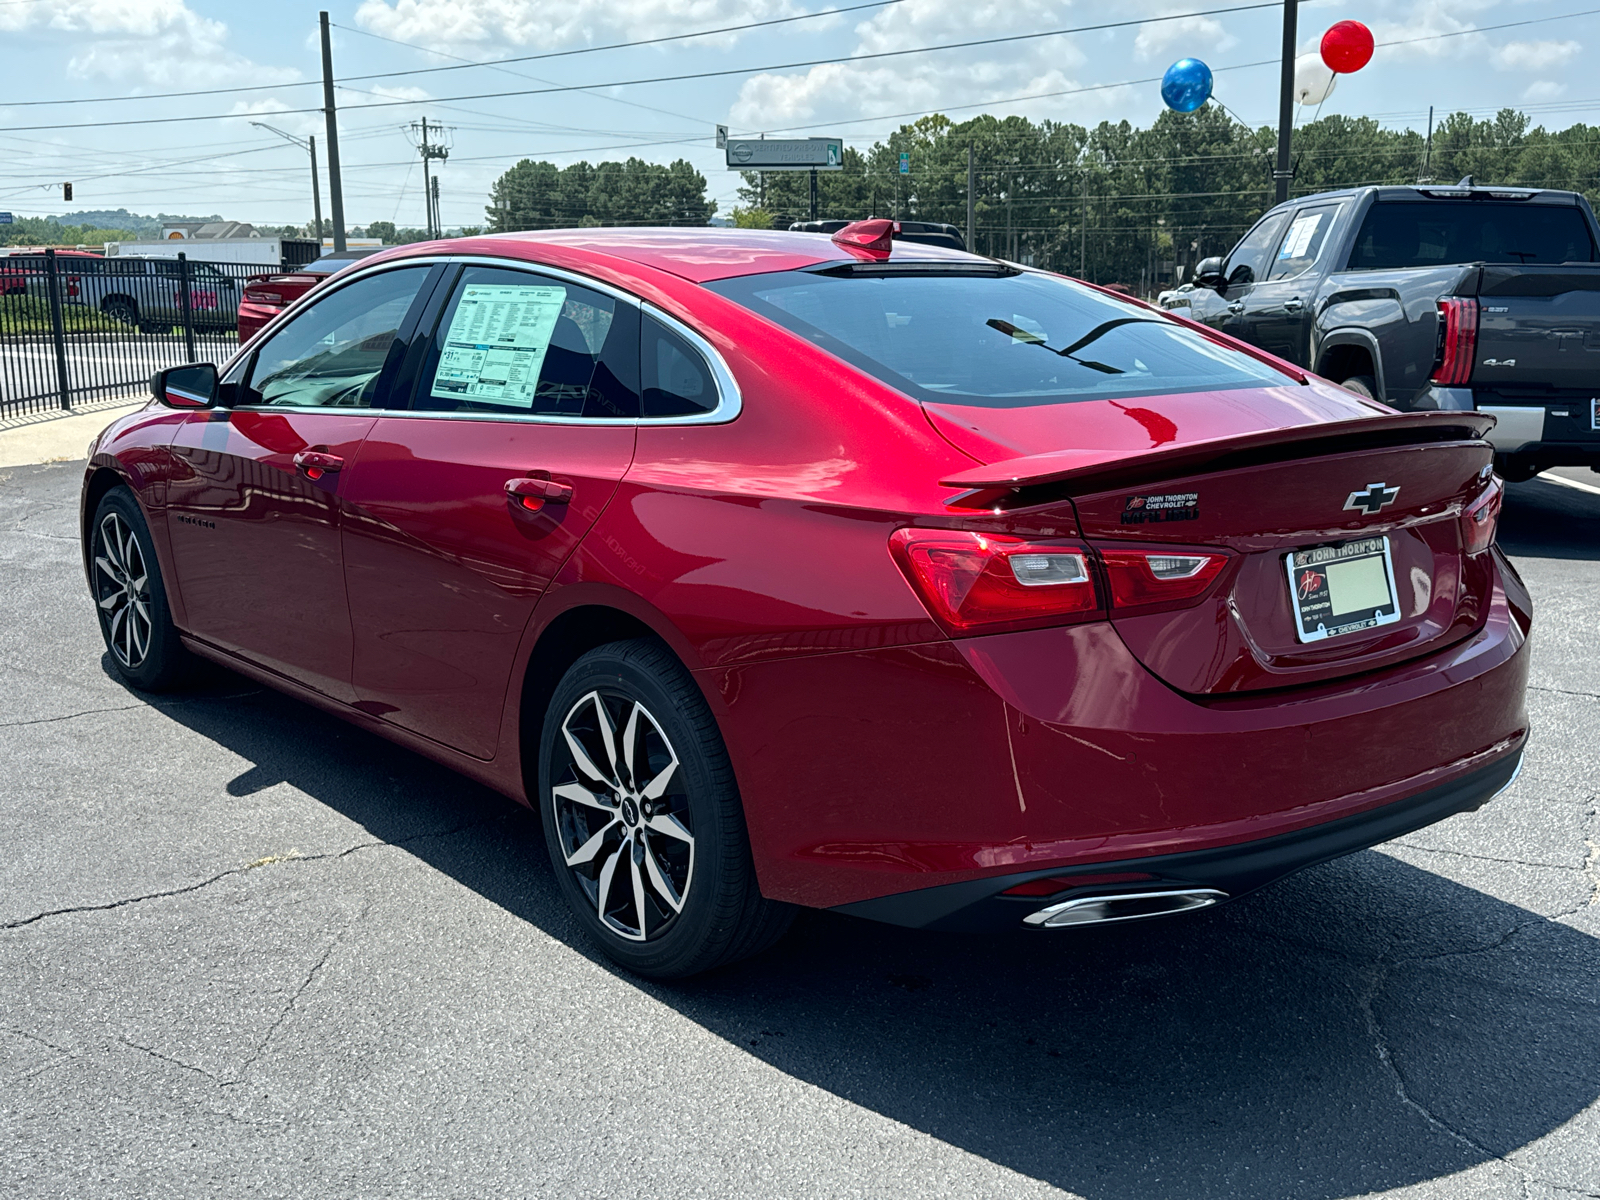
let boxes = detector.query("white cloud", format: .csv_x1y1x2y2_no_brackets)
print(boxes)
1,0,299,89
1133,15,1235,63
1493,40,1581,72
1522,79,1567,103
354,0,801,52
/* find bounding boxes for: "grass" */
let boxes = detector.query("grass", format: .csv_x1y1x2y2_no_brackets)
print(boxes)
0,293,131,335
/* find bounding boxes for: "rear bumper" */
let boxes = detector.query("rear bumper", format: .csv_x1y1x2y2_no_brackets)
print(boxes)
1421,390,1600,465
834,746,1524,931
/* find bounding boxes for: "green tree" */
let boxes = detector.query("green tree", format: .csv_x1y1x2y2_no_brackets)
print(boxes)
486,157,715,230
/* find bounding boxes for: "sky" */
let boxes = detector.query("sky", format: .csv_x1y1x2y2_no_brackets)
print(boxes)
0,0,1595,232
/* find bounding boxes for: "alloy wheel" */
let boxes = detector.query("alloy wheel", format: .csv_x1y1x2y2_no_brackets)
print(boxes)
94,511,152,668
550,690,695,942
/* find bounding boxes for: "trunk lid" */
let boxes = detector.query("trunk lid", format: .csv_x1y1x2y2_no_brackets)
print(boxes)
1468,264,1600,391
941,411,1499,694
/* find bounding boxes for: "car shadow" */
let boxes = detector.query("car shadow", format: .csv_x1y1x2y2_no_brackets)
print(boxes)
125,656,1600,1200
1500,474,1600,560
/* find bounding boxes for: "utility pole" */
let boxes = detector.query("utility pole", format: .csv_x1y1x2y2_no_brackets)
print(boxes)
1273,0,1298,205
1420,105,1435,183
809,167,817,221
431,177,442,237
1080,172,1087,278
966,144,975,252
319,11,346,252
412,117,450,239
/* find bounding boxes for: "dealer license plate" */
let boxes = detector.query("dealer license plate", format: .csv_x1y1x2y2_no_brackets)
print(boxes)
1286,536,1402,643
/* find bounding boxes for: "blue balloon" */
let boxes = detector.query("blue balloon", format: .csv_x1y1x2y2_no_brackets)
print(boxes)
1161,58,1213,113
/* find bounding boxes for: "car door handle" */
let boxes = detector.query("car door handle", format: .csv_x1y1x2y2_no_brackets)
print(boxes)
1283,297,1304,313
293,450,343,479
505,476,573,511
1227,302,1245,314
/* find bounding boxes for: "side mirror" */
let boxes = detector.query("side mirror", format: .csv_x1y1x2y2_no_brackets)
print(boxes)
151,362,219,409
1193,256,1225,288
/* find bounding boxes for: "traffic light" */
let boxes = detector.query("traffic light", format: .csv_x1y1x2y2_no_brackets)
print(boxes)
63,182,72,202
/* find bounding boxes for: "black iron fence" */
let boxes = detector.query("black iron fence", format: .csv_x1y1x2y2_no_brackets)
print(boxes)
0,249,264,417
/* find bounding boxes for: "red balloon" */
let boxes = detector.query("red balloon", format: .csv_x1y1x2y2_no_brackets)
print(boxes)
1321,20,1374,73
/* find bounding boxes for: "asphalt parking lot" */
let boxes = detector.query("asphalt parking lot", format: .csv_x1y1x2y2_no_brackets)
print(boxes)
1,457,1596,1200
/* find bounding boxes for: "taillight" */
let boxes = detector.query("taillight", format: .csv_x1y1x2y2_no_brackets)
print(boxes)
1430,297,1478,386
1098,549,1228,609
889,528,1101,635
1462,477,1503,555
243,286,286,306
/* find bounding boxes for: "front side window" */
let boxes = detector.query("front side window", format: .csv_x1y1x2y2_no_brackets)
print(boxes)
1349,201,1599,268
244,266,431,407
1225,211,1293,287
1267,204,1342,280
705,268,1290,408
414,266,640,418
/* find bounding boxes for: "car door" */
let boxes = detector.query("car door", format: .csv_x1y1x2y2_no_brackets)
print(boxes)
1235,202,1343,364
1209,210,1293,341
164,263,439,700
339,262,641,759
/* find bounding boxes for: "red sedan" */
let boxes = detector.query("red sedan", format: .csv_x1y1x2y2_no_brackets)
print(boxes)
82,224,1529,978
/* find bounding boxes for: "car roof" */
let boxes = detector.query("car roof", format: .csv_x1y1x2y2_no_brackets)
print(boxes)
474,226,985,283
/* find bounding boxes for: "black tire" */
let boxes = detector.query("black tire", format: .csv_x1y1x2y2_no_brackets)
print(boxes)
101,296,138,327
88,488,193,691
1495,455,1540,483
1338,374,1378,400
538,637,793,978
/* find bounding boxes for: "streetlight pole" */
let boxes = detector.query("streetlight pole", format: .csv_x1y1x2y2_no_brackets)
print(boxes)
1274,0,1298,205
251,122,323,245
319,10,347,252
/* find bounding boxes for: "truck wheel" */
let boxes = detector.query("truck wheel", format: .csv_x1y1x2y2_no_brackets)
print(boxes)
101,297,138,327
1338,374,1378,400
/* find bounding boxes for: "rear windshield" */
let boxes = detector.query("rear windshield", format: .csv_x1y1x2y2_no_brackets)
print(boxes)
1350,202,1598,268
704,269,1290,407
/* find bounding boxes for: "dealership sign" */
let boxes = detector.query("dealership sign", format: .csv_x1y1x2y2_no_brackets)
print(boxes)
725,138,844,170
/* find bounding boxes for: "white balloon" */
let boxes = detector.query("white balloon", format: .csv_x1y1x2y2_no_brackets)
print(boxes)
1293,53,1338,105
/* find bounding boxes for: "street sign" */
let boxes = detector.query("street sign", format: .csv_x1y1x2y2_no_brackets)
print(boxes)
715,125,728,149
899,152,910,175
0,213,12,225
725,137,843,171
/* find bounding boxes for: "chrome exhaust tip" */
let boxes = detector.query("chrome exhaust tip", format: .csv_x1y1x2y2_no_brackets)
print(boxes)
1023,888,1228,928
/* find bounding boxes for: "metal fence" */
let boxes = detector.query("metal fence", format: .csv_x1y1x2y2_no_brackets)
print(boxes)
0,249,263,418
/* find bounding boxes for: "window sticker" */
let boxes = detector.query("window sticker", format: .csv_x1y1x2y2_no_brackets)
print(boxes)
432,284,566,407
1278,212,1323,260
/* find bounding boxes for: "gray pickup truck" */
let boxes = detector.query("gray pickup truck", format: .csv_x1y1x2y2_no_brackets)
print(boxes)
1189,182,1600,479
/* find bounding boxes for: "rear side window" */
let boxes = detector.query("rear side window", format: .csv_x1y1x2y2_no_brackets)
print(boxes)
642,316,716,417
415,266,641,418
1268,204,1342,280
705,268,1289,408
1350,202,1599,268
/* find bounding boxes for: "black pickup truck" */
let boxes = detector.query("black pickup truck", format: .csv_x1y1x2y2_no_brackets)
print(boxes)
1186,182,1600,479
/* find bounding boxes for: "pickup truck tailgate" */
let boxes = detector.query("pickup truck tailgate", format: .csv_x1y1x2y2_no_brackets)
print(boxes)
1472,265,1600,390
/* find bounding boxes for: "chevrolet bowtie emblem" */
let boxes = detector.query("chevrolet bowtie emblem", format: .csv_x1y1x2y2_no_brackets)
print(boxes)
1344,482,1400,515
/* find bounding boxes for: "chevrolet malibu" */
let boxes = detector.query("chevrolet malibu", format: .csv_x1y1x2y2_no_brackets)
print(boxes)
81,222,1530,978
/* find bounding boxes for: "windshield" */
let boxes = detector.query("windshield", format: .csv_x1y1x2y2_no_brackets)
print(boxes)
705,268,1290,407
1350,201,1598,268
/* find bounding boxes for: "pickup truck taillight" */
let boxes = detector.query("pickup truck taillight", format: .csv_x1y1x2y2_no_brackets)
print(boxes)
1430,297,1478,387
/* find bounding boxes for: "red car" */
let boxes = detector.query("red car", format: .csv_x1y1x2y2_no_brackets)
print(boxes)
82,223,1529,978
236,248,380,342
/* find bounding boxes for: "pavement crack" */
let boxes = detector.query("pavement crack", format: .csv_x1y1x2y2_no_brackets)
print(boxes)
1527,685,1600,700
2,816,499,932
1387,842,1581,871
118,1037,222,1084
227,936,341,1085
0,689,265,730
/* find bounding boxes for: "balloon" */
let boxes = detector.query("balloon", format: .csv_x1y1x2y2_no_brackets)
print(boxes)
1293,53,1338,105
1321,20,1374,73
1161,58,1213,113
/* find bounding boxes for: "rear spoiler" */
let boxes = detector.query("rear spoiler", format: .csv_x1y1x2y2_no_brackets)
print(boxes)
939,410,1497,492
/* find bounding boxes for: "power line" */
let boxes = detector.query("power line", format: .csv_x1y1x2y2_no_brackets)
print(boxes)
0,2,1288,132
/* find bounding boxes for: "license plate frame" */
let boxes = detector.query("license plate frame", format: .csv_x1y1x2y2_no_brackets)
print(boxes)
1285,536,1402,644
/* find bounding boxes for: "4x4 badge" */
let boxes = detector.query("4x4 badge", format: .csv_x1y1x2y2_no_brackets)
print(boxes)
1344,482,1399,515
